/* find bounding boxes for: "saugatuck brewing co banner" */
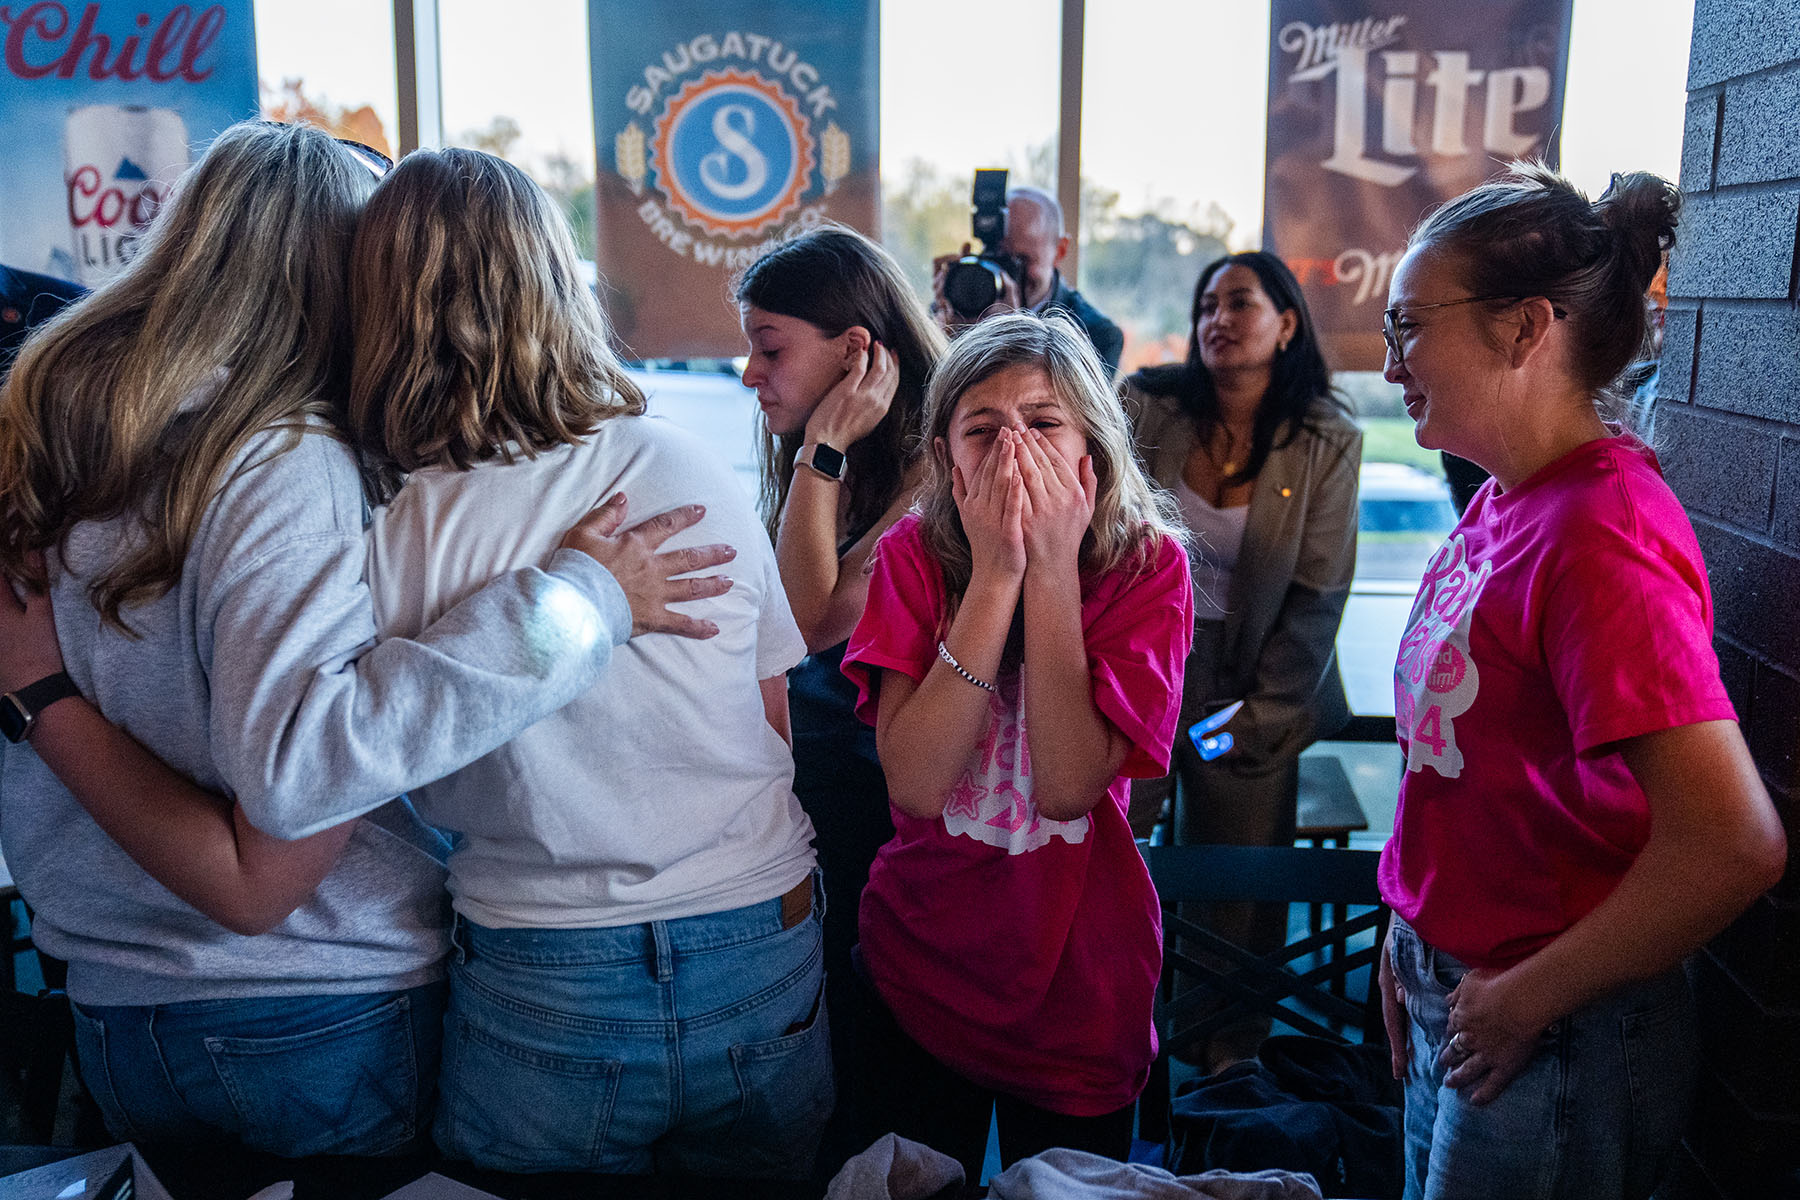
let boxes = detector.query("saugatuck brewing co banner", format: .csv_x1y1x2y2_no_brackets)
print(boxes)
0,2,258,288
589,0,879,358
1262,1,1574,371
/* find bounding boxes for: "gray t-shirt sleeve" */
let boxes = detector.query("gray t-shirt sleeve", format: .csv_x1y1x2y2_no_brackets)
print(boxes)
198,432,630,839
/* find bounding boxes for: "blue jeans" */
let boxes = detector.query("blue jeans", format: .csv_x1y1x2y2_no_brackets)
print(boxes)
71,983,444,1157
433,873,832,1177
1389,917,1696,1200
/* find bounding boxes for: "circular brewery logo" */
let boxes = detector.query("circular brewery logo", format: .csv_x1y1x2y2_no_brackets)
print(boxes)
651,69,815,238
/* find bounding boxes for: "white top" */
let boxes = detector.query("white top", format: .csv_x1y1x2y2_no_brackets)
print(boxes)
366,415,814,929
1172,476,1249,622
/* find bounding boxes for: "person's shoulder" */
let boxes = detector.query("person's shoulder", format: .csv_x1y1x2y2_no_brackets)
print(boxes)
233,417,363,504
881,510,927,551
1121,368,1186,442
1301,394,1361,447
1126,363,1187,399
1521,438,1691,551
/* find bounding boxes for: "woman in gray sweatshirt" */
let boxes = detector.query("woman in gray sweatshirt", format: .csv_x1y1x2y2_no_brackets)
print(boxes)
0,121,729,1158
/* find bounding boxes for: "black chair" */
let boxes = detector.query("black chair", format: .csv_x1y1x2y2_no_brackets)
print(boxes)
1137,843,1390,1136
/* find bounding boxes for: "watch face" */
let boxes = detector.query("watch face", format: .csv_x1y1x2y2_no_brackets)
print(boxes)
811,444,847,479
0,694,29,743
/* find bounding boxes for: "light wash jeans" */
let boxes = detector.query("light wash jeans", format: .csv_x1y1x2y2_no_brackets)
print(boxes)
1389,917,1696,1200
71,983,444,1157
433,872,832,1178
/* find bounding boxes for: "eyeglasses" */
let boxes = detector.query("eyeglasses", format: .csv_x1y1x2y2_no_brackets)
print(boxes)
1382,295,1566,366
336,138,394,178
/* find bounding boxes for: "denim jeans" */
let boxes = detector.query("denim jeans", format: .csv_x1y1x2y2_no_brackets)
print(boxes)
1389,917,1696,1200
433,872,832,1178
71,983,444,1157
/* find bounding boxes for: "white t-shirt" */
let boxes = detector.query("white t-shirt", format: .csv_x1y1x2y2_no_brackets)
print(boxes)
366,415,814,929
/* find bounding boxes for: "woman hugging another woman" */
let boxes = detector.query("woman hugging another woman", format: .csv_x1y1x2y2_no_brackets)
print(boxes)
349,147,831,1179
0,123,708,1161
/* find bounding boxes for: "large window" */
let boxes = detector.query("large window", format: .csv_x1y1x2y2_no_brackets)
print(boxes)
1078,0,1269,373
254,0,399,155
438,0,598,257
879,0,1062,296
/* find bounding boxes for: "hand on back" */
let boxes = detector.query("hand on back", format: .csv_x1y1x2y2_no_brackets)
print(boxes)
558,495,735,640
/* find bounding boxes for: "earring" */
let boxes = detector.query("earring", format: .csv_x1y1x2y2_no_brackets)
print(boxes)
1277,336,1291,352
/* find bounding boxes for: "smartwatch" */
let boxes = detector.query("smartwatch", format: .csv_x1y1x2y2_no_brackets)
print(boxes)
800,442,848,482
0,671,80,744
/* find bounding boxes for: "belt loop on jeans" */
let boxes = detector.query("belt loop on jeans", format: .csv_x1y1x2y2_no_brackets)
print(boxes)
448,913,470,965
780,874,813,930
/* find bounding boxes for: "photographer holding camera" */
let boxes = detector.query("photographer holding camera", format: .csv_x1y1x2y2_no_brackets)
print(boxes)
931,177,1123,375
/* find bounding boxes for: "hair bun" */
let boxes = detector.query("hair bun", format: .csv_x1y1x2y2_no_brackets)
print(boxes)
1596,172,1679,294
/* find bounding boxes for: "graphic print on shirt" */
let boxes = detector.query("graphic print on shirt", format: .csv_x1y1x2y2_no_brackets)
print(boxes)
943,670,1092,855
1395,533,1492,778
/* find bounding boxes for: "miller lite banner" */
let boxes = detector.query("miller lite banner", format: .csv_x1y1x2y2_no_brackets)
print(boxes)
589,0,879,358
1263,1,1573,370
0,2,257,287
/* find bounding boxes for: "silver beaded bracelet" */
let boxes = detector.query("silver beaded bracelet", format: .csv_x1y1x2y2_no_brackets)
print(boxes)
937,640,997,693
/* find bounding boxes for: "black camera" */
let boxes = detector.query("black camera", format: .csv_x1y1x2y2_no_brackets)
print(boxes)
942,168,1022,321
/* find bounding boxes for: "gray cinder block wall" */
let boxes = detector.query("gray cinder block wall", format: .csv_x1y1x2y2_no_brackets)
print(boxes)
1655,1,1800,1195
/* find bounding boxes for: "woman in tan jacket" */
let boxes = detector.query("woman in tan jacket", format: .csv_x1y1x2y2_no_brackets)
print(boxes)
1122,250,1361,1073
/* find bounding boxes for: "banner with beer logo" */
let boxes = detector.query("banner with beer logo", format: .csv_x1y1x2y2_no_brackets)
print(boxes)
0,2,257,289
1262,1,1573,371
589,0,879,358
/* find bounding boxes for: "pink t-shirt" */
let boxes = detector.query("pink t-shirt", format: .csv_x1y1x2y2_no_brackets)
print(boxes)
843,516,1192,1116
1379,437,1735,969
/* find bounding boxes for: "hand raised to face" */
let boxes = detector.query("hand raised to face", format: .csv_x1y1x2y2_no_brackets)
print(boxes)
952,426,1027,582
1016,426,1095,571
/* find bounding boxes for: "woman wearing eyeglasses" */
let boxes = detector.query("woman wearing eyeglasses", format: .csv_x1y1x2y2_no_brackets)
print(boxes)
0,122,726,1159
1119,250,1361,1074
1376,164,1786,1200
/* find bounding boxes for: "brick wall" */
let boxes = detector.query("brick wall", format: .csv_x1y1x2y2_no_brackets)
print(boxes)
1657,1,1800,1194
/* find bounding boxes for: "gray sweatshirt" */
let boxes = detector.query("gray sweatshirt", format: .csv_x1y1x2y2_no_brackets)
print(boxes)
0,423,630,1005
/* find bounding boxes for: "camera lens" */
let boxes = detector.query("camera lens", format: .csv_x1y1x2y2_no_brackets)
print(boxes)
943,256,1005,321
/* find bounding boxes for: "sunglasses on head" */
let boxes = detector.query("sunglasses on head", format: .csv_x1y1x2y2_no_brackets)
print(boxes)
336,138,394,177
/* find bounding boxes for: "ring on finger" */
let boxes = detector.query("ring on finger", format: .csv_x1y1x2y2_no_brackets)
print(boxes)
1449,1031,1470,1060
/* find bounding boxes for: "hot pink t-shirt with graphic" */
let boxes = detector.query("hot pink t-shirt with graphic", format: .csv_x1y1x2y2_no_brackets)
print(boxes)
1379,437,1735,969
843,516,1192,1116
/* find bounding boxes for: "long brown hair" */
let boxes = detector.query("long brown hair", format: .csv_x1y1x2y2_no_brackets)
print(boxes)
0,121,376,626
349,148,644,493
733,225,944,540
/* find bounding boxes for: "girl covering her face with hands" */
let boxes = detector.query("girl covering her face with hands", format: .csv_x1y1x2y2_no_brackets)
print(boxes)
840,313,1192,1178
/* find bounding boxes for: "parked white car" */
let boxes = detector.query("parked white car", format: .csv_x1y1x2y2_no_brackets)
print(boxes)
1338,462,1459,717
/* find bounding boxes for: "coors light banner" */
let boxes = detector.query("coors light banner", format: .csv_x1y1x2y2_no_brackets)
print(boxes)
589,0,879,358
1263,1,1573,371
0,2,258,287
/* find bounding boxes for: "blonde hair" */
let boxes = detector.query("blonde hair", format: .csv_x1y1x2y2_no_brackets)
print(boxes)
0,120,376,626
349,148,644,492
733,224,944,540
916,312,1183,599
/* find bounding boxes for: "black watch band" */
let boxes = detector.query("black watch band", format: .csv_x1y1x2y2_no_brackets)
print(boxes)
802,442,847,482
0,671,80,744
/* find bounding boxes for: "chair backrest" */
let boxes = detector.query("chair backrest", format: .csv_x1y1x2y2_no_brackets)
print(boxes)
1137,844,1391,1135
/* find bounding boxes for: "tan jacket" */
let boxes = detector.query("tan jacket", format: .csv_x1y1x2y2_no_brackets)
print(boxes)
1123,378,1362,770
